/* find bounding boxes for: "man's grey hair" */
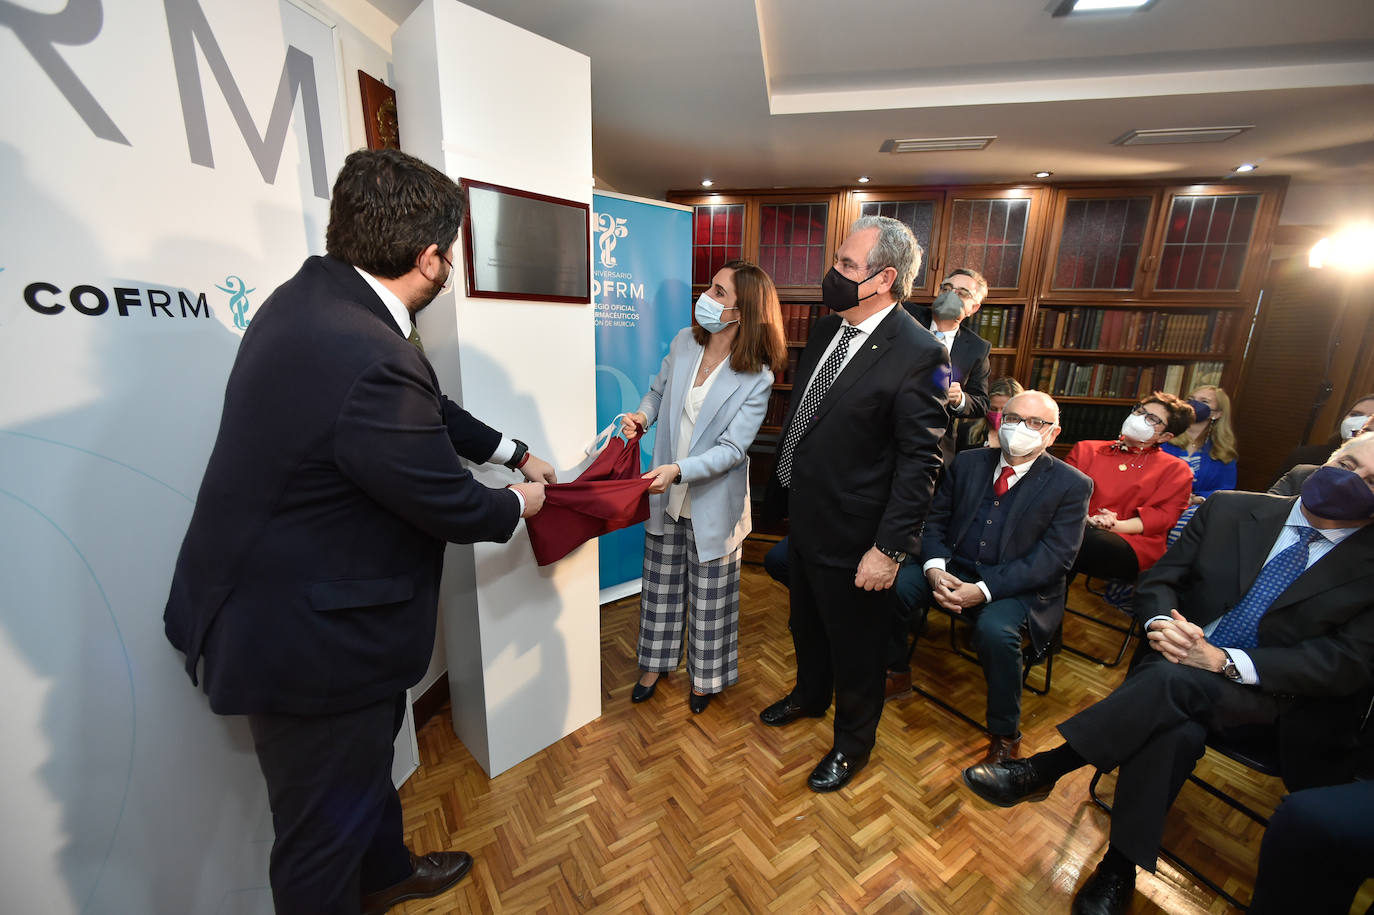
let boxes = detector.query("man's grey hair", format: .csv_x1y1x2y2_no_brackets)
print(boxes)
850,215,922,302
1006,389,1060,426
1330,429,1374,464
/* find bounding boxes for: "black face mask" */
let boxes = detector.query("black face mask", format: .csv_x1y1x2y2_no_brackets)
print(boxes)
821,266,885,312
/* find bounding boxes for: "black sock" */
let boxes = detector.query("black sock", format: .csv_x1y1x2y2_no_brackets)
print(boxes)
1029,741,1087,781
1099,845,1136,878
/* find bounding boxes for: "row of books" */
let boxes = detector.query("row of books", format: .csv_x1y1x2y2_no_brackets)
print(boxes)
763,389,791,427
968,306,1021,349
1029,358,1225,399
781,303,819,343
1033,307,1235,354
1058,404,1144,444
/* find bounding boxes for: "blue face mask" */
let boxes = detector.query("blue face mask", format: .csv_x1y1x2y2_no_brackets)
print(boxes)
1301,465,1374,521
694,292,737,334
1187,398,1212,423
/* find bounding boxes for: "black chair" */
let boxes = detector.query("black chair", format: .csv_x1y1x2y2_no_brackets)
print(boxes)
1063,577,1139,667
1088,735,1282,910
908,604,1061,734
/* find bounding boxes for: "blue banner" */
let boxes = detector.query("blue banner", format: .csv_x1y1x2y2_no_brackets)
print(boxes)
592,192,693,592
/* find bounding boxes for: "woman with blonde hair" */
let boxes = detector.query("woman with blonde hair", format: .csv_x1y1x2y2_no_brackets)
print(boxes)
1161,384,1238,545
622,260,787,713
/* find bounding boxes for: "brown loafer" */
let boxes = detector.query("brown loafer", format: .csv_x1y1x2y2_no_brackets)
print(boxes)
982,733,1022,764
360,851,472,915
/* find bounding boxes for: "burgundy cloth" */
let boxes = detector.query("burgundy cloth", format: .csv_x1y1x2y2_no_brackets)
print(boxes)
993,465,1015,497
526,433,653,566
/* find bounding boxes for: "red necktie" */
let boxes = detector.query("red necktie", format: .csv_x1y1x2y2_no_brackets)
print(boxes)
994,465,1015,497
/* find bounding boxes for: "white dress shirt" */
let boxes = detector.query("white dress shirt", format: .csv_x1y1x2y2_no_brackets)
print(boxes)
928,320,967,413
793,303,897,406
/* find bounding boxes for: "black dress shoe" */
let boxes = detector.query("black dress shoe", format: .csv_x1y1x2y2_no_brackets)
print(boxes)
961,758,1057,807
759,695,826,727
631,674,661,703
360,851,473,915
807,749,870,792
689,691,711,713
1071,864,1135,915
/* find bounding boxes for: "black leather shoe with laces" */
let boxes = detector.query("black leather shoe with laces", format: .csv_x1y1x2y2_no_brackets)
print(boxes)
961,758,1056,807
1071,863,1135,915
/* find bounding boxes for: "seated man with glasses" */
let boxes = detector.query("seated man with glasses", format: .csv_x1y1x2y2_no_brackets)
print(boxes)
1063,393,1194,587
963,431,1374,915
887,391,1092,763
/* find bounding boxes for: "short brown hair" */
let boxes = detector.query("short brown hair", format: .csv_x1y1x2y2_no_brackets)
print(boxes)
1142,391,1195,437
326,148,466,278
692,260,787,374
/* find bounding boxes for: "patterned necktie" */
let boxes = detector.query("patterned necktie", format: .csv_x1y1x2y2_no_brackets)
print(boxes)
993,465,1016,497
776,325,862,487
1210,526,1323,651
407,326,424,354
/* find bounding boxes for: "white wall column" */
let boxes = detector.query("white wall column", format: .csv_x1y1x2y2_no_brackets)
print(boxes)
393,0,600,776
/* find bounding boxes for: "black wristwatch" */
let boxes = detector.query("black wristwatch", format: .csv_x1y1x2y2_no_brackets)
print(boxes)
503,438,529,471
874,543,908,564
1220,649,1242,682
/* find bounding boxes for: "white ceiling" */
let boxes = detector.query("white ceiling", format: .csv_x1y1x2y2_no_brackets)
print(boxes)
366,0,1374,202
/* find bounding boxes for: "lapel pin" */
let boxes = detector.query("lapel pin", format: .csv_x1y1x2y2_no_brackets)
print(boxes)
871,344,878,349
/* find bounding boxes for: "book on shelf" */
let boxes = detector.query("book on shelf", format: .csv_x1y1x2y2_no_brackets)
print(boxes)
1038,307,1233,353
1028,356,1227,399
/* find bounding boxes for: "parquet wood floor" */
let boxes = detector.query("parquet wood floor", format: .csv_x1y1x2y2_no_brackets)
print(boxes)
392,569,1292,914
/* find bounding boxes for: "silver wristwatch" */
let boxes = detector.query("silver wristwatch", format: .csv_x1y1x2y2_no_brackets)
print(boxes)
1220,649,1242,682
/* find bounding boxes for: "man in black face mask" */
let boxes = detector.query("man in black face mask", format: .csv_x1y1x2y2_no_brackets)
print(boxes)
962,431,1374,915
903,267,992,468
760,216,949,793
164,148,556,915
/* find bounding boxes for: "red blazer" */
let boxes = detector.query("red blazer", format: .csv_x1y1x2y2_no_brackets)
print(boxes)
1066,440,1192,571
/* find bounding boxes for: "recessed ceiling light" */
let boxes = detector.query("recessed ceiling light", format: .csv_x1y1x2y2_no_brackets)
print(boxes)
1034,170,1053,178
1234,163,1257,173
857,176,871,184
1053,0,1154,15
700,178,714,187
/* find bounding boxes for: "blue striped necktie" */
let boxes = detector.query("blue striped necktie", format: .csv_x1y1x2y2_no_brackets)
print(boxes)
1210,526,1322,651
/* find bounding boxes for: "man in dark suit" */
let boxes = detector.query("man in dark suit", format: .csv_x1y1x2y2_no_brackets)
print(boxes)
765,267,994,590
164,149,555,915
759,215,949,792
889,391,1091,763
903,266,992,467
962,431,1374,915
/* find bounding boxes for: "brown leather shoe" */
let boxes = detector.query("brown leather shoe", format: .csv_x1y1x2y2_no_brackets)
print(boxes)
982,734,1022,764
884,669,912,701
360,851,472,915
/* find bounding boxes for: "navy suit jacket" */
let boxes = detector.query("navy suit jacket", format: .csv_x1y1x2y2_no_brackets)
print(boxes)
904,303,991,466
1134,491,1374,789
164,255,521,716
921,448,1092,650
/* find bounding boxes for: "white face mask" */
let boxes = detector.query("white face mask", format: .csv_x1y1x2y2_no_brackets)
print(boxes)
1341,414,1369,440
1121,412,1158,443
999,421,1046,457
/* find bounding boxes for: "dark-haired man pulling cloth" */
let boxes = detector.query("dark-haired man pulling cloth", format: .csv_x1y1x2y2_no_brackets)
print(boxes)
165,149,555,915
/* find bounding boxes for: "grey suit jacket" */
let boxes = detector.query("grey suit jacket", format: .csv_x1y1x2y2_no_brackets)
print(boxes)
638,327,773,562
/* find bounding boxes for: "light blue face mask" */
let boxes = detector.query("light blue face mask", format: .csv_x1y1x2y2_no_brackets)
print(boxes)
694,291,738,333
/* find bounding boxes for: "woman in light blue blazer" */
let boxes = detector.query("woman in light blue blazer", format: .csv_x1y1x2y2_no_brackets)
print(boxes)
622,260,787,713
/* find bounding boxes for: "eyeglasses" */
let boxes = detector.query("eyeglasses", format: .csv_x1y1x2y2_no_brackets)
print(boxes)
1131,404,1167,429
938,282,977,302
1001,412,1054,431
438,252,454,292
